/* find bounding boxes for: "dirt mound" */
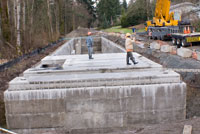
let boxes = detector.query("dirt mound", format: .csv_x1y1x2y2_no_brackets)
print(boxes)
129,23,145,29
66,27,97,38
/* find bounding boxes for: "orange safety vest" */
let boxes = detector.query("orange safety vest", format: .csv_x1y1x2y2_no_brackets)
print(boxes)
126,49,133,52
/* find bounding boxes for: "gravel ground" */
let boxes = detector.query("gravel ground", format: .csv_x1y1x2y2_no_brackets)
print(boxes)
105,118,200,134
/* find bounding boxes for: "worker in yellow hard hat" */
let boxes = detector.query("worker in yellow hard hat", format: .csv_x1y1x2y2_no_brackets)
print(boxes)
125,33,138,65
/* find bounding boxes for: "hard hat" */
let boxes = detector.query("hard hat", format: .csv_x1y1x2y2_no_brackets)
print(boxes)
88,32,92,35
126,33,131,38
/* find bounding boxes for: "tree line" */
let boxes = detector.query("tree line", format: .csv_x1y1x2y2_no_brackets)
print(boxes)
0,0,199,59
0,0,95,59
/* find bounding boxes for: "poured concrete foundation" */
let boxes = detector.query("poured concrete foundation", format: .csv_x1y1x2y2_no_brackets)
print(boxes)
4,37,186,134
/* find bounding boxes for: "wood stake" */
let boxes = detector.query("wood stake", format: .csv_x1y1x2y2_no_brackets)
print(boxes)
183,125,192,134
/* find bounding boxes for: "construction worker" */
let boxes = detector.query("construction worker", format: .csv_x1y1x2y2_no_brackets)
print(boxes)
125,33,138,65
86,32,94,59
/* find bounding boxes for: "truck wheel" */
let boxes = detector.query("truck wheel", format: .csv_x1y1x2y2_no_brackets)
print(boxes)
181,39,189,47
172,38,176,45
177,39,181,45
177,39,181,48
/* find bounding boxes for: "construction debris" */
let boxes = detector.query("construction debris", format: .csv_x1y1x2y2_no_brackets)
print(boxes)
183,125,192,134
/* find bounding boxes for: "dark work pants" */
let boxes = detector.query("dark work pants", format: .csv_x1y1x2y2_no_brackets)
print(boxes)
87,46,93,59
126,52,135,64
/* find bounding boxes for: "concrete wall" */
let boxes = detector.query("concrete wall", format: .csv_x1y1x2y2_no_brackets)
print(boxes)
80,37,102,54
51,37,123,56
101,37,126,53
5,83,186,133
52,39,75,56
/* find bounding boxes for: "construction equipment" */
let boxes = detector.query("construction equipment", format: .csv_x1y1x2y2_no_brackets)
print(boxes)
145,0,180,30
170,23,200,47
145,0,183,40
145,0,200,47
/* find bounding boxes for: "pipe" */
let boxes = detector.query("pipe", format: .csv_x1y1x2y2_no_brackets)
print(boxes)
0,127,17,134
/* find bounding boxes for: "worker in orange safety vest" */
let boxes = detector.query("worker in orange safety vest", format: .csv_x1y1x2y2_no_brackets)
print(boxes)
125,33,138,65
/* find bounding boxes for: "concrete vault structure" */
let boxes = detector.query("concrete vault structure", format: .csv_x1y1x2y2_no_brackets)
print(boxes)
4,37,186,134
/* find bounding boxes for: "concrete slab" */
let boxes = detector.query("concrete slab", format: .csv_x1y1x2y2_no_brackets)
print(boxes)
8,70,180,91
177,48,193,58
160,45,170,53
5,83,186,131
150,41,160,50
23,53,162,77
62,53,160,70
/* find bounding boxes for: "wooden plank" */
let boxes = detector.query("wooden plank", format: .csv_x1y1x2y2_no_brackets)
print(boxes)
183,125,192,134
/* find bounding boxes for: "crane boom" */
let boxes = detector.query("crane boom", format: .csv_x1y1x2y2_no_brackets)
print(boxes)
155,0,171,21
145,0,180,31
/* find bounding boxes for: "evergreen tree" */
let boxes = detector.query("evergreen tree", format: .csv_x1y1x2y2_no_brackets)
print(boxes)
121,0,156,27
122,0,127,10
97,0,121,28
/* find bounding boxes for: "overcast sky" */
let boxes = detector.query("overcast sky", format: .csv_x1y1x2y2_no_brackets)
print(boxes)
120,0,130,4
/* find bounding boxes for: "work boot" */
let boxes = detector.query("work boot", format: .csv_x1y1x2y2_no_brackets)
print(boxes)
133,61,138,65
89,57,94,60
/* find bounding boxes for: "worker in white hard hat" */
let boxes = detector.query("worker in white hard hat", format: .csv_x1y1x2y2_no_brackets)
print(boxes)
125,33,138,65
86,32,94,59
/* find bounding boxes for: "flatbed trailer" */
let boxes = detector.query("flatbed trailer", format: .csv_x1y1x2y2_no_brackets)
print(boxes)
148,26,179,40
171,32,200,47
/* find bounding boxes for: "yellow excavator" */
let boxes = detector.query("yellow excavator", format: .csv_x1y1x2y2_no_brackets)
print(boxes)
145,0,179,31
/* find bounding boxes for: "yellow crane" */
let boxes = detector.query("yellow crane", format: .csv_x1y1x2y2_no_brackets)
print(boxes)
144,0,193,41
145,0,200,47
145,0,180,31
